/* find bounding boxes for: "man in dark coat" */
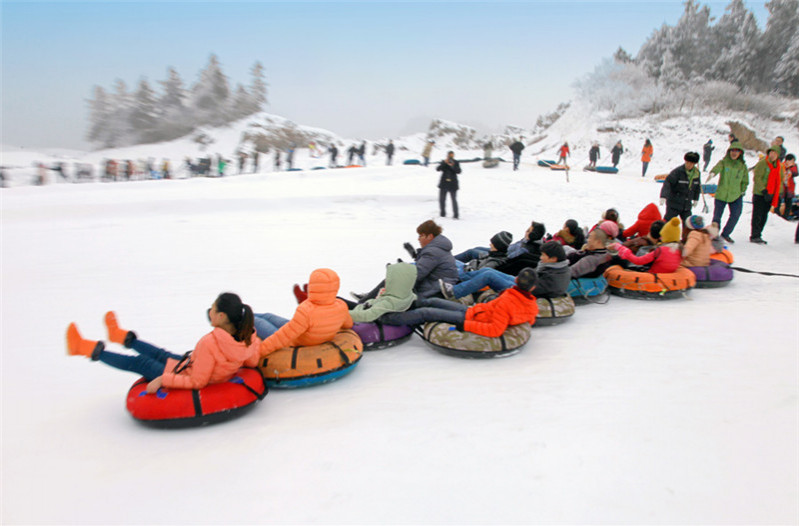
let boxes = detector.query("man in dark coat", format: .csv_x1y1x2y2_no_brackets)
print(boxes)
386,140,395,165
611,141,623,168
329,144,339,167
660,152,701,226
702,140,715,171
509,138,525,171
436,151,461,219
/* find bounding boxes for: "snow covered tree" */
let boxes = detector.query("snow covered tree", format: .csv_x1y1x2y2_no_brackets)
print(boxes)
129,79,160,142
758,0,799,92
249,61,267,111
231,83,252,119
103,79,134,147
613,47,633,64
159,66,187,111
669,0,715,79
637,23,672,79
774,29,799,95
86,85,112,146
191,53,231,124
710,0,761,89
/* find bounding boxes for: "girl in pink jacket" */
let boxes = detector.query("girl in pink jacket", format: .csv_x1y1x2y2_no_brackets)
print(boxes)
67,293,261,394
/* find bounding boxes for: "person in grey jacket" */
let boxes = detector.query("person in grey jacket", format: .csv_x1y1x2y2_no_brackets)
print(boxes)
534,241,571,298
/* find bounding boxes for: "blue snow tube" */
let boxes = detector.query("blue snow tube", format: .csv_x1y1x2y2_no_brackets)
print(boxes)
403,159,422,165
537,160,557,167
311,166,327,170
595,166,619,174
567,276,610,305
702,184,718,194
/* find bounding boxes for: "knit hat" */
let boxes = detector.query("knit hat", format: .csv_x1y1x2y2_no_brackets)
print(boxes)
541,240,567,262
649,220,666,239
490,231,513,253
660,217,682,243
598,220,619,239
684,152,700,163
515,267,538,292
686,215,704,230
528,222,546,242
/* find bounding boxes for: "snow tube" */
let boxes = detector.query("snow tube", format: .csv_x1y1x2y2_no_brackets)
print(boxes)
456,157,483,163
258,329,363,388
286,168,303,172
536,295,575,326
702,183,718,195
688,259,734,288
604,265,696,300
311,166,327,171
595,166,619,174
549,164,568,171
482,159,500,168
352,322,413,350
582,166,596,172
654,174,668,182
537,160,557,167
403,159,421,165
421,322,532,359
126,367,267,428
567,276,610,305
710,249,734,265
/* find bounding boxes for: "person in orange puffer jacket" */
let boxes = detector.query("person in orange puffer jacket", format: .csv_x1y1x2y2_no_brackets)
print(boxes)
622,202,663,239
681,215,712,267
255,268,353,356
66,293,261,394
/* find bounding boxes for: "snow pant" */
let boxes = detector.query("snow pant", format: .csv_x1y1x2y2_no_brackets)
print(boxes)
712,196,743,238
96,339,183,381
439,188,458,218
455,247,489,263
513,153,521,170
452,268,515,299
750,193,771,240
612,156,620,167
386,155,393,166
359,155,366,167
253,313,289,339
423,156,430,167
703,158,711,171
642,161,650,177
379,297,466,326
558,155,567,165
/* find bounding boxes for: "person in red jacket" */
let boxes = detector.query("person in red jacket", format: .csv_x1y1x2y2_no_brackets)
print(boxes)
379,267,540,336
612,217,682,273
557,142,570,165
66,293,260,394
622,202,663,239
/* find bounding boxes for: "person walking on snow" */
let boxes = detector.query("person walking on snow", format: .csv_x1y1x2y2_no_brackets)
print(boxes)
641,139,654,177
358,141,367,166
422,140,435,167
660,152,701,235
385,140,395,166
749,145,784,245
437,151,461,219
329,144,339,168
702,139,715,172
611,141,623,168
509,138,525,171
588,142,600,169
557,142,570,166
706,141,748,244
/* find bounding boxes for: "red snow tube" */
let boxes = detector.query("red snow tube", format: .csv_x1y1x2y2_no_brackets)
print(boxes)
126,367,267,428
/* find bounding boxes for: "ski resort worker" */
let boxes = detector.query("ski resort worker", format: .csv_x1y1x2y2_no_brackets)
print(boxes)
660,152,701,231
66,293,261,393
706,141,748,244
437,151,461,219
641,139,654,177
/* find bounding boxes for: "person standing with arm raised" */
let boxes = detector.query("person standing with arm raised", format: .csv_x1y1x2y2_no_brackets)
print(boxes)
437,151,461,219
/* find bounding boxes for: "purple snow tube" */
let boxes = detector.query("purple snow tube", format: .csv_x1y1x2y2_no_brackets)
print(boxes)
689,260,734,288
352,322,414,350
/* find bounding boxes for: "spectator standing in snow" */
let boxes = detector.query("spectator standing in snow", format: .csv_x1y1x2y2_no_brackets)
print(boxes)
780,154,796,219
347,145,357,165
557,142,570,165
483,141,493,161
773,136,787,162
286,146,294,171
162,159,171,179
611,141,624,168
706,141,747,244
358,141,367,166
660,152,701,233
329,144,339,168
437,151,461,219
422,140,434,167
217,155,227,176
641,139,653,177
728,133,737,144
749,145,784,245
386,140,395,165
509,137,525,171
702,140,715,172
252,151,260,173
238,151,247,174
273,150,281,172
588,143,600,169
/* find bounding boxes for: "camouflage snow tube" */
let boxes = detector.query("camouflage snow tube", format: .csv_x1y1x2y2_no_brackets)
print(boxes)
535,295,575,326
421,322,532,359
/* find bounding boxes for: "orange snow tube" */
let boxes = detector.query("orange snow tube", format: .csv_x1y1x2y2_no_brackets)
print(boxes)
604,265,696,300
710,249,734,265
257,329,363,388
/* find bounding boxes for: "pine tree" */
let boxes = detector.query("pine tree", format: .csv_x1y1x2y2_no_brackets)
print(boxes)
636,24,672,79
710,0,761,89
669,0,715,79
613,47,633,64
129,79,160,141
249,61,267,111
774,29,799,95
192,53,230,113
104,79,133,147
231,83,252,119
86,85,112,145
759,0,799,92
159,66,187,110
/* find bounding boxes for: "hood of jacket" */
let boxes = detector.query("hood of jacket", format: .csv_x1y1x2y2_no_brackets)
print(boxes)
306,268,340,306
420,234,453,255
210,327,259,364
638,202,661,221
384,262,417,298
350,263,417,323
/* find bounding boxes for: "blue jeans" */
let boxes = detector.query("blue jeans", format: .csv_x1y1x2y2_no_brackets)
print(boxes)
253,313,289,339
453,268,515,298
455,247,489,263
712,196,743,238
513,153,521,170
97,339,183,381
379,298,466,326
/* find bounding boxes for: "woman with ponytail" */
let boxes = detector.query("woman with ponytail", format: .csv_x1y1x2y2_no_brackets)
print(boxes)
66,293,261,393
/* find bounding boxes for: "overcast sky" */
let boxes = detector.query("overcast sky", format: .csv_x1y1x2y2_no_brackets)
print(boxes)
1,1,770,150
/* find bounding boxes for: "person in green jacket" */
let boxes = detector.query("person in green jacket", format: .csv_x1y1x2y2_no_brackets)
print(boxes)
706,141,748,244
749,146,784,245
348,262,417,323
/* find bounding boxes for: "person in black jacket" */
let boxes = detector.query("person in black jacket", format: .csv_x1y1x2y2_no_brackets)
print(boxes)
660,152,701,226
329,144,339,167
534,241,571,298
611,141,623,168
702,140,715,171
385,140,395,165
436,151,461,219
509,138,525,171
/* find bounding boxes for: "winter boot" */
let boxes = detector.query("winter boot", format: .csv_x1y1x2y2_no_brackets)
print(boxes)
66,323,104,360
104,311,136,347
293,283,308,304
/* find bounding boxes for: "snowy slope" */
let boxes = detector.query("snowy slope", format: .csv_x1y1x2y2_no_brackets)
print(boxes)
2,158,797,523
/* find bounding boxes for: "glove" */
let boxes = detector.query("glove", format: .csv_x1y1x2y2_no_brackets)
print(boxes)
403,242,417,259
692,200,698,208
448,321,464,332
659,198,666,206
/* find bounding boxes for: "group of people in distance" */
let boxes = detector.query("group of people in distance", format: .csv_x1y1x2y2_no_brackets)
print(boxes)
67,192,733,395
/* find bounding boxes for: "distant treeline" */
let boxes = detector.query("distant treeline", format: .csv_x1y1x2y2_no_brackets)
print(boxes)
87,54,267,148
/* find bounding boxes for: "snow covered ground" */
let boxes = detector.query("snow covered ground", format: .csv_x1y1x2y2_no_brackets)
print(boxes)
2,156,798,523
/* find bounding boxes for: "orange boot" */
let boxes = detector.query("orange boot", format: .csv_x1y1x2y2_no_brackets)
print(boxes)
66,323,104,360
104,311,136,347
